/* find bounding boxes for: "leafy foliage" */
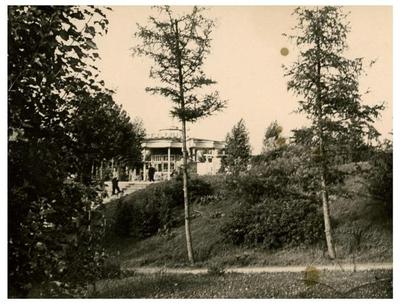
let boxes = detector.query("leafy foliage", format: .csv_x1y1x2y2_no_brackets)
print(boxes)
9,181,109,297
367,140,392,217
8,6,142,296
221,119,252,175
222,145,324,249
113,177,213,239
69,91,145,183
291,126,375,165
221,197,324,249
230,145,333,201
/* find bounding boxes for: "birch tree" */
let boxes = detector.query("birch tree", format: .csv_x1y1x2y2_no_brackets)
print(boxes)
133,6,226,264
284,6,383,259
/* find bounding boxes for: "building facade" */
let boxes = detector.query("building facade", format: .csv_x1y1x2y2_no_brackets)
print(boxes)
142,128,225,181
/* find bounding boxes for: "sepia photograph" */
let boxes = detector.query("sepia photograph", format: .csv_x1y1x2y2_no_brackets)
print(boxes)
6,1,395,300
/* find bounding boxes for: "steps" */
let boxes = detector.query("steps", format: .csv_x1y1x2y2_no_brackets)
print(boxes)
102,181,153,203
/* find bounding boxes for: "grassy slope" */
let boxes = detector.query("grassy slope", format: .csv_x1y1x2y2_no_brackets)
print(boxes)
103,168,392,268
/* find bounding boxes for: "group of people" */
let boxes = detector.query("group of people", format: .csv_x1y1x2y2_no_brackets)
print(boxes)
146,164,178,181
111,165,156,195
137,165,156,182
108,164,179,196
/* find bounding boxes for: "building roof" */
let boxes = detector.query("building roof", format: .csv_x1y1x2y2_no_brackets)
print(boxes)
142,128,225,149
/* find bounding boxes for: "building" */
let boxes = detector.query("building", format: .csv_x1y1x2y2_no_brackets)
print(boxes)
142,128,225,180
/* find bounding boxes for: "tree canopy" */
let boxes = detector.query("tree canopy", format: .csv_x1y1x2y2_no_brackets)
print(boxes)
262,120,286,152
8,6,144,296
222,119,252,174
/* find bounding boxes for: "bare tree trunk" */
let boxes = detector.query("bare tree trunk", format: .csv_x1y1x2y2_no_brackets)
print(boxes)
320,167,336,259
318,117,336,259
181,119,194,265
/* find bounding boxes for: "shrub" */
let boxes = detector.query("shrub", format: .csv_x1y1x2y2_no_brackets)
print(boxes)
196,175,229,201
113,200,134,237
9,180,109,297
222,144,341,249
113,176,213,239
367,142,392,218
226,145,320,202
221,196,324,249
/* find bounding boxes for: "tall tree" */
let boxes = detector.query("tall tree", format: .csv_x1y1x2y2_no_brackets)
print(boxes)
262,120,286,152
284,6,383,259
8,6,143,296
221,119,252,175
69,89,145,184
133,6,225,264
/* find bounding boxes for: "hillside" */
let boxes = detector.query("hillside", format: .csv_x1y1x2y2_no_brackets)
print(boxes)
102,170,392,269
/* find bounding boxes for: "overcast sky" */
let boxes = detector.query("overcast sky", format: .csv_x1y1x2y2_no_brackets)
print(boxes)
94,6,392,154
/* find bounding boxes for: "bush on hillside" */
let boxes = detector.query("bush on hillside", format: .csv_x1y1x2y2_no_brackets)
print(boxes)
222,145,325,249
196,175,229,201
367,141,392,218
227,145,320,202
113,177,213,239
221,196,324,249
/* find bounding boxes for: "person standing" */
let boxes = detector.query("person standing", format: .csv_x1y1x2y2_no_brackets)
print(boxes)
112,171,121,195
148,164,156,182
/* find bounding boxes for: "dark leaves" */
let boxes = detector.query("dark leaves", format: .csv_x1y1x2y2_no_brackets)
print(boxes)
85,25,96,36
85,38,97,50
8,5,139,297
59,30,69,41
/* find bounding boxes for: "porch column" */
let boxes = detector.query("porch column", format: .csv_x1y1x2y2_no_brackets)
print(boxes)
167,147,171,180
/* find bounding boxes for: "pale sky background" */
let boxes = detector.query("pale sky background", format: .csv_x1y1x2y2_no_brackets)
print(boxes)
95,5,392,154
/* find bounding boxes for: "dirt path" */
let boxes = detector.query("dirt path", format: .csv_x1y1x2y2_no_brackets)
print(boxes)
125,262,392,274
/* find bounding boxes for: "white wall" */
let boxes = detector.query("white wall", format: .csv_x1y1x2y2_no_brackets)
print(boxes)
196,158,221,175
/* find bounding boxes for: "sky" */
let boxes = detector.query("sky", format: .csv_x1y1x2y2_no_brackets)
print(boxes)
94,5,392,154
